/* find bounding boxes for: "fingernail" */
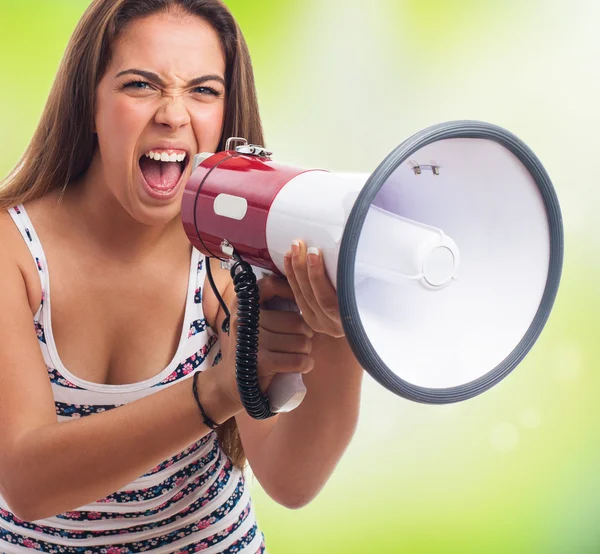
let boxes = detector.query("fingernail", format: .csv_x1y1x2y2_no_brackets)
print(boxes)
307,246,320,266
291,240,300,256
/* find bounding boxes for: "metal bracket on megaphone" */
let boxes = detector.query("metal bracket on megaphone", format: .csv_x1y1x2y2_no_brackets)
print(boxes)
225,137,272,159
219,239,236,270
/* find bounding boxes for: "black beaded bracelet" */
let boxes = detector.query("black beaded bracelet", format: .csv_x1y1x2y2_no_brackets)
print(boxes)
192,371,219,430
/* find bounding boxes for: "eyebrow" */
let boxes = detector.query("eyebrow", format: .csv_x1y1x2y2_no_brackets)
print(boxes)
115,69,225,87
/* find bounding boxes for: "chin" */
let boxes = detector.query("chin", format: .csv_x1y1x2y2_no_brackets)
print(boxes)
122,186,182,227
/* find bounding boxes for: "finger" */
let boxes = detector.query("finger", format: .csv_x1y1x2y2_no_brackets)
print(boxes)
259,351,315,376
259,310,314,337
305,246,340,319
284,249,317,322
290,240,321,313
259,328,313,354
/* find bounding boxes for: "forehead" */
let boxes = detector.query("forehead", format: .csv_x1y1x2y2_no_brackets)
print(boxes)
110,12,226,78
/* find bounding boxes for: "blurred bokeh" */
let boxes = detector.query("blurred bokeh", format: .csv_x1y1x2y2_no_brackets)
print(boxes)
1,1,599,552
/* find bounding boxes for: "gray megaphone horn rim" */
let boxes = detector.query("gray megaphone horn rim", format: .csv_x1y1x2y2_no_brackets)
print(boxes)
337,120,564,404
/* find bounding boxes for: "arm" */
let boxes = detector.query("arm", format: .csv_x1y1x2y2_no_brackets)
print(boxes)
6,373,237,521
231,241,364,508
0,247,239,522
236,332,363,509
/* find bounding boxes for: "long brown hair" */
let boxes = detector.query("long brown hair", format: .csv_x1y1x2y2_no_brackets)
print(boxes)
0,0,265,468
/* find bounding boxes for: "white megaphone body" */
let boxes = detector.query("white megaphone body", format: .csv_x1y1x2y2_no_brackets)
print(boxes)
181,121,563,416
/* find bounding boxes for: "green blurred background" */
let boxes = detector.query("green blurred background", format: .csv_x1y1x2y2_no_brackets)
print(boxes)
1,1,599,552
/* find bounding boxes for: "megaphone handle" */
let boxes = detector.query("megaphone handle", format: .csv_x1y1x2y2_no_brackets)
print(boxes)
267,373,307,413
262,296,307,413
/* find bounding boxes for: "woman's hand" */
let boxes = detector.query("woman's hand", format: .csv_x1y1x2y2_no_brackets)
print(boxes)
213,271,315,405
211,239,344,406
283,239,345,339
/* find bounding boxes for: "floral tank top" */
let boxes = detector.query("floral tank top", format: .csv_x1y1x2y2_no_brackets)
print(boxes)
0,204,266,554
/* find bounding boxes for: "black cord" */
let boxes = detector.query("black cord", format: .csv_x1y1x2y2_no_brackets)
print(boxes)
229,253,275,419
231,252,275,419
205,256,231,334
205,252,275,420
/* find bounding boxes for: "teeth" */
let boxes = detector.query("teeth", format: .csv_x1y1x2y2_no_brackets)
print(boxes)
144,151,187,162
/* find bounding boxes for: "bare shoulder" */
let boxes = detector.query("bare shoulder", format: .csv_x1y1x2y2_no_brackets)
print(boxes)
0,209,21,255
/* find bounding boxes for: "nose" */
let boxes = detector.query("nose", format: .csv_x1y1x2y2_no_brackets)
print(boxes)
154,96,191,130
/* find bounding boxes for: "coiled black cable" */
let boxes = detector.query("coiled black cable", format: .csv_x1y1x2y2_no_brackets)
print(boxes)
206,254,275,420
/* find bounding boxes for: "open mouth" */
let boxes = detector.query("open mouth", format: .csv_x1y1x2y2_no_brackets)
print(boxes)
139,151,190,198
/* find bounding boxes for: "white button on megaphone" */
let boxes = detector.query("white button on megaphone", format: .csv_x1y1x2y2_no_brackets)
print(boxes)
182,121,563,416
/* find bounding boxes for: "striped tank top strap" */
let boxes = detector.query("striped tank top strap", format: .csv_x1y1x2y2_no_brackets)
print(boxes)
7,204,49,295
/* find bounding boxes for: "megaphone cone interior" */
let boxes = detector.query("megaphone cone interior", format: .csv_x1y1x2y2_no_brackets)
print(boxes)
182,121,563,406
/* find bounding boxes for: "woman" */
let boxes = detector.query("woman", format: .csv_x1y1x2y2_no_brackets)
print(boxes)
0,0,363,552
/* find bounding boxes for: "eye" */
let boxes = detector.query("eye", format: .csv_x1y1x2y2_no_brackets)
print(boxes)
122,79,154,91
193,86,223,98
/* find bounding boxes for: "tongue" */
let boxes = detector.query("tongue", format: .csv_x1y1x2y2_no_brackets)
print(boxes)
140,157,183,190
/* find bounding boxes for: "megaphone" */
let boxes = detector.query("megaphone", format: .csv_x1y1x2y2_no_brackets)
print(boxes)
181,121,563,417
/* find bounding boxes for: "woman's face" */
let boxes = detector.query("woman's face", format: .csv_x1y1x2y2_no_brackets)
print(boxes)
93,11,226,225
